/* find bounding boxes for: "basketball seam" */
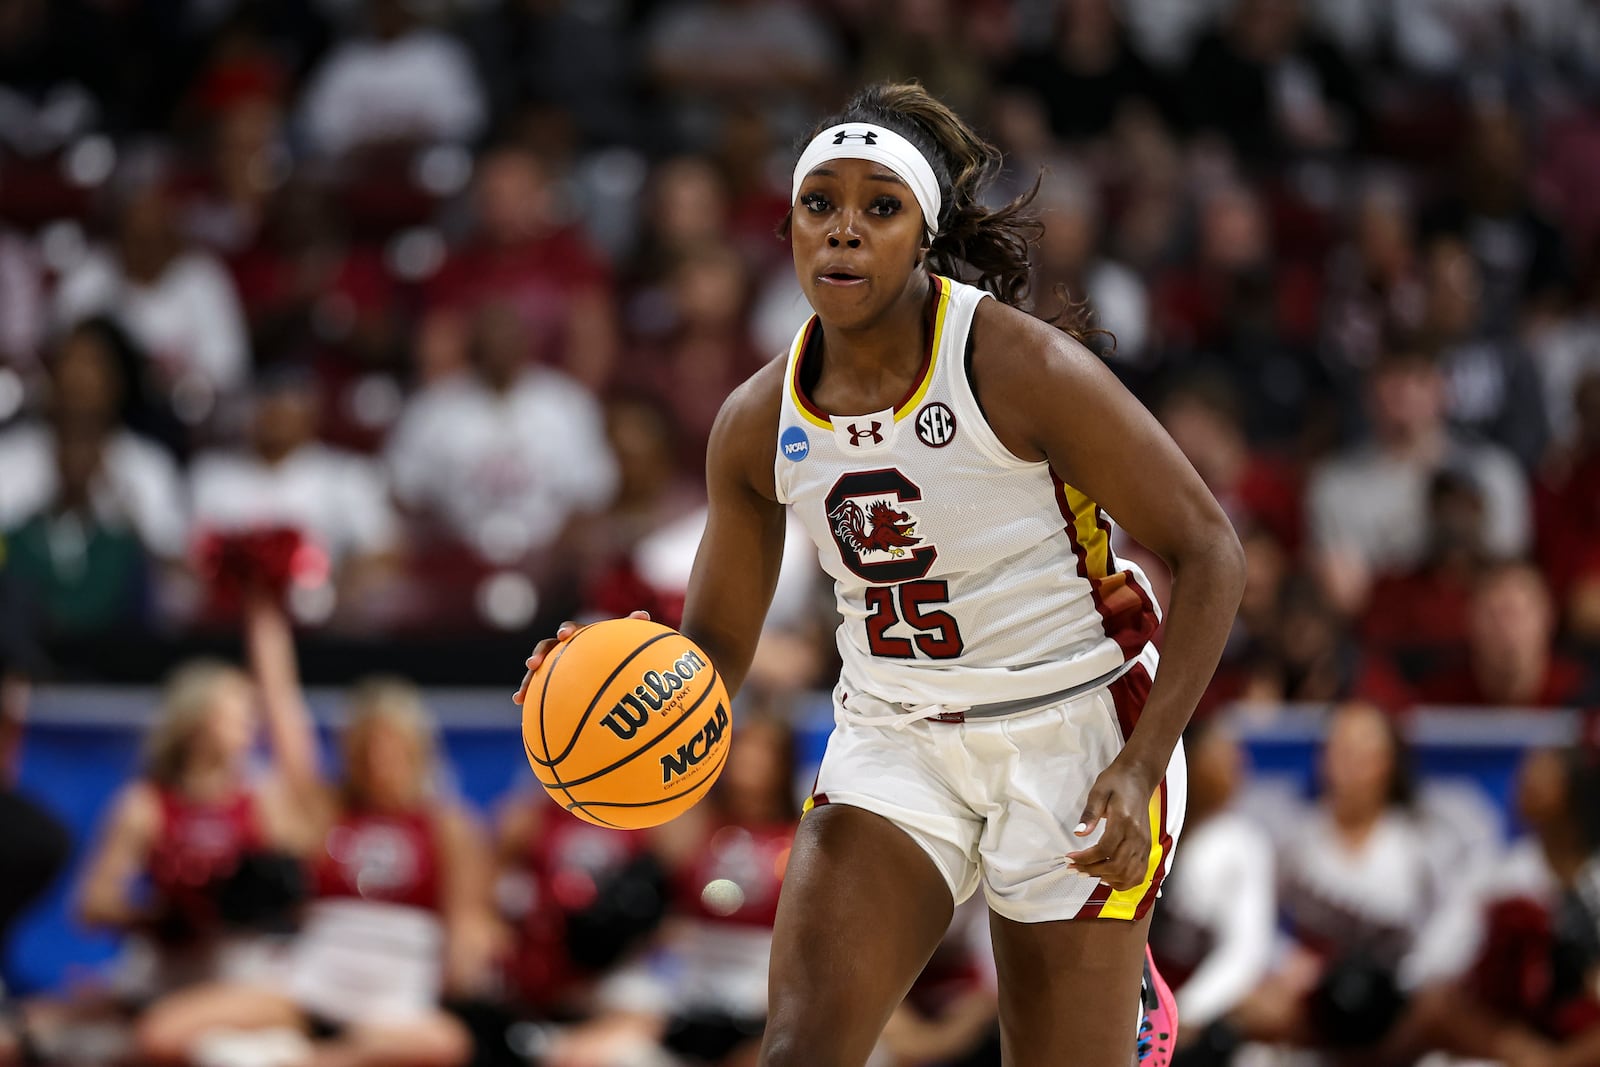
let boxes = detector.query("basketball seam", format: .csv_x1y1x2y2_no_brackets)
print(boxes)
531,631,682,768
538,671,723,791
564,737,730,818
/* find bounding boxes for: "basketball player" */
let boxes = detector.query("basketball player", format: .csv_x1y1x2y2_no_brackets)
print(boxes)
517,82,1242,1066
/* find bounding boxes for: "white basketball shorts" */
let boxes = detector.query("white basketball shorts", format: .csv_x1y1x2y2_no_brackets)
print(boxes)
806,644,1186,924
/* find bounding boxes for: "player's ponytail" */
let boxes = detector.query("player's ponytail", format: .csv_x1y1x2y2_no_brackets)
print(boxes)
802,82,1101,344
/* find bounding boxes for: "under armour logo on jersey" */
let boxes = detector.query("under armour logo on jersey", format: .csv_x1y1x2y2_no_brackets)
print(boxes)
915,402,957,448
832,129,878,145
846,421,884,446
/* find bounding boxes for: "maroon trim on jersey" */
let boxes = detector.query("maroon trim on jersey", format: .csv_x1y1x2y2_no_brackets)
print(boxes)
791,276,942,422
1049,472,1159,662
1107,661,1153,741
1094,505,1160,659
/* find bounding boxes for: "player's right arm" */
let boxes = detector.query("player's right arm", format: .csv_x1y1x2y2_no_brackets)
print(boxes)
677,363,787,700
512,362,786,705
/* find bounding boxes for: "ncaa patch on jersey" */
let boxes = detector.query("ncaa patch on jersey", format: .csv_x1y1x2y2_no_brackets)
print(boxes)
915,402,957,448
780,425,811,462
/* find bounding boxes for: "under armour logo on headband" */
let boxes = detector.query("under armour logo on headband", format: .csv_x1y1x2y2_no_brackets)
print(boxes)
795,122,942,238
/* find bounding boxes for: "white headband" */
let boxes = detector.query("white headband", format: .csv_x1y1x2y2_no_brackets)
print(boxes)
791,123,942,239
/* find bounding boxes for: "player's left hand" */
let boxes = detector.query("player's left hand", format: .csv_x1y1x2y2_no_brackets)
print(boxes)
1065,758,1156,891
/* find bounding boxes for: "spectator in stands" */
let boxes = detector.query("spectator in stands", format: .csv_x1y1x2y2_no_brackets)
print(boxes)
1360,466,1489,683
1236,701,1445,1053
1425,101,1570,336
636,245,765,466
552,716,798,1067
296,0,484,160
53,178,250,429
1536,366,1600,642
1308,343,1530,615
1157,375,1302,551
464,0,639,149
1001,0,1167,145
0,410,155,637
575,394,707,627
189,366,401,626
625,155,732,306
419,144,617,388
1531,256,1600,451
643,0,841,152
0,324,188,619
1179,0,1369,163
1384,747,1600,1066
1319,173,1428,430
179,53,288,258
1418,560,1595,708
1419,233,1551,469
387,302,618,570
854,0,988,128
1149,719,1275,1064
1238,569,1415,707
0,227,46,376
137,597,496,1067
1153,178,1330,444
1029,166,1152,367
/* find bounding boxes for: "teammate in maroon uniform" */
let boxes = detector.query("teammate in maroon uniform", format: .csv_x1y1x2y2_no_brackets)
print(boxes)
519,82,1239,1066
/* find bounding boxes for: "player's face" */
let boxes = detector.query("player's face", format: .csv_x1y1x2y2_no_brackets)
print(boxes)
791,157,929,328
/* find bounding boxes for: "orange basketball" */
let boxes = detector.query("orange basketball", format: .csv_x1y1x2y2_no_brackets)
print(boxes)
522,618,731,828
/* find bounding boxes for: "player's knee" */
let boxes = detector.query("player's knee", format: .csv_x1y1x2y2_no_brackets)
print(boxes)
758,1023,850,1067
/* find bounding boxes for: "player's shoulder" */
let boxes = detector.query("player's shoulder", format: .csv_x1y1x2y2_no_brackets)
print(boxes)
710,352,787,450
706,353,787,499
969,295,1100,385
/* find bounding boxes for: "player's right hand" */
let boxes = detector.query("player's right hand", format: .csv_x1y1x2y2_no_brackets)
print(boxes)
512,611,651,705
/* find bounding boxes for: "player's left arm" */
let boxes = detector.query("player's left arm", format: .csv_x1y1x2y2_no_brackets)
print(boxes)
971,302,1246,892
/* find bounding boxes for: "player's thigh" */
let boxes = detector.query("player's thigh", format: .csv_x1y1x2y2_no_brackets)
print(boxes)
988,910,1151,1067
760,803,955,1067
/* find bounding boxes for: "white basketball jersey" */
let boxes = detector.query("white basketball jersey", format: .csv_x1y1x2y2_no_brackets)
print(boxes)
773,275,1160,712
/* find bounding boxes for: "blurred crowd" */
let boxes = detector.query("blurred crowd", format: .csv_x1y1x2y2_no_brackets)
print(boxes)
4,1,1600,1060
0,0,1595,706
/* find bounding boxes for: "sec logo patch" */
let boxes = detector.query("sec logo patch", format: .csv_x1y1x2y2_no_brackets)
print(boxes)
914,402,956,448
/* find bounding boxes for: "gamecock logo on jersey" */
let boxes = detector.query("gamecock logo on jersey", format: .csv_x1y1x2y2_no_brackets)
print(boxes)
825,469,938,582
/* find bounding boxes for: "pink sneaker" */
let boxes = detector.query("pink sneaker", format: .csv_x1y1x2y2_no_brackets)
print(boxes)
1138,946,1179,1065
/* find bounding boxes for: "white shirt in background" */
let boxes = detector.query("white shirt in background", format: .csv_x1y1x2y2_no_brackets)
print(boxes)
0,423,187,558
1157,811,1278,1030
298,29,485,157
385,369,618,561
190,444,399,563
53,249,249,397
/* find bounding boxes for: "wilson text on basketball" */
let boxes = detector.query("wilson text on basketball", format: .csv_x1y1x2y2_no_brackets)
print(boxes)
599,651,708,741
